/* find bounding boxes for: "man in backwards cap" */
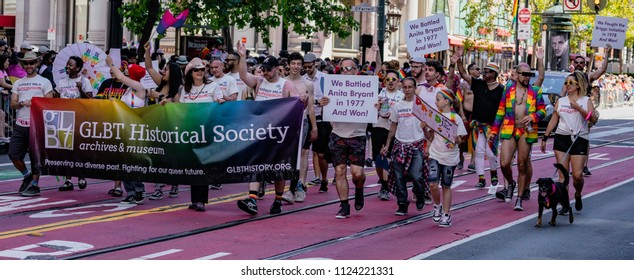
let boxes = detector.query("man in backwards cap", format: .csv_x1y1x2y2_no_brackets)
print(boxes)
236,41,301,215
10,51,54,197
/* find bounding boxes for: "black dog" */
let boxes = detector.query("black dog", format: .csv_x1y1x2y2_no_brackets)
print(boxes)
535,163,573,227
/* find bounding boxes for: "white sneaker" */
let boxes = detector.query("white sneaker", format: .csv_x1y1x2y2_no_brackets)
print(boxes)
0,137,9,143
431,204,443,223
295,189,306,202
281,191,295,204
439,213,452,227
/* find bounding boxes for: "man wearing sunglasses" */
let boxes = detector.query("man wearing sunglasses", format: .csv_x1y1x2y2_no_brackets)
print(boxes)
489,63,546,211
9,51,54,197
225,52,249,101
236,41,301,215
319,58,370,219
454,51,503,191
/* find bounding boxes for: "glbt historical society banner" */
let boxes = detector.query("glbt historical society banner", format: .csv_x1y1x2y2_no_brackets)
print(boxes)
29,97,304,185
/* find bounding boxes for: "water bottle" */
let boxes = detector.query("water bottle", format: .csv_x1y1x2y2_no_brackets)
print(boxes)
526,120,534,133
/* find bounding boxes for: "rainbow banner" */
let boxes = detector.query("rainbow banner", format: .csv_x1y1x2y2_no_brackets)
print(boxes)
511,0,519,28
29,98,303,185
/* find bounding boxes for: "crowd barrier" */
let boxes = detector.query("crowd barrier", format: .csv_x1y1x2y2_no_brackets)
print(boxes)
598,88,634,109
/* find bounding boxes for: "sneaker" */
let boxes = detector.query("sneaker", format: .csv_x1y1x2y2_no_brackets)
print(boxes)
169,185,179,197
149,190,164,200
195,202,205,212
78,178,87,189
439,213,452,227
270,199,282,214
495,188,508,200
307,178,321,185
121,195,137,204
354,188,365,211
19,173,34,193
59,181,74,191
395,202,409,216
415,194,425,211
505,181,516,203
237,197,258,215
467,163,475,172
514,198,523,211
491,176,499,186
281,190,295,204
431,204,443,223
365,158,373,167
135,192,146,204
583,166,592,176
522,188,531,200
209,184,223,190
0,137,10,143
377,189,390,201
319,180,328,193
424,193,433,205
457,160,464,170
575,194,583,211
335,203,350,219
474,180,486,189
295,189,306,203
257,183,266,199
20,184,40,197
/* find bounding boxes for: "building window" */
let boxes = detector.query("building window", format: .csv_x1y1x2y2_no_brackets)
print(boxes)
73,0,89,42
453,0,468,35
333,0,357,50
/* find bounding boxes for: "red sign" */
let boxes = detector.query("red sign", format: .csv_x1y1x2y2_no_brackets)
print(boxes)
242,37,247,44
518,8,531,24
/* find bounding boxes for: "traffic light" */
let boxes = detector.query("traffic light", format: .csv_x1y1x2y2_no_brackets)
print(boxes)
588,0,607,12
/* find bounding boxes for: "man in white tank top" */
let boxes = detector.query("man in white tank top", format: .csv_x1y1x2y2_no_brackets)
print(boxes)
236,41,302,215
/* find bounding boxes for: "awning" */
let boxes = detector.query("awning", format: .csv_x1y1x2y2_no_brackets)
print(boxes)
0,15,16,28
448,35,513,52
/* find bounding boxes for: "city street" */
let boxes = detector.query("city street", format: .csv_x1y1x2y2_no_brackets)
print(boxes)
0,106,633,261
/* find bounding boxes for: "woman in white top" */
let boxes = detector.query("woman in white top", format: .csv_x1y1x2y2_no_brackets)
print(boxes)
541,71,598,213
0,55,12,142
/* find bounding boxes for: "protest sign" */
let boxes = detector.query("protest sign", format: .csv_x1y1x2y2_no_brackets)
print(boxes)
405,13,449,59
322,74,378,124
591,16,628,49
411,95,458,143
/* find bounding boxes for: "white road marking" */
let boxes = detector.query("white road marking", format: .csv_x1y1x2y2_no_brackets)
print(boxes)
131,249,183,260
195,252,231,260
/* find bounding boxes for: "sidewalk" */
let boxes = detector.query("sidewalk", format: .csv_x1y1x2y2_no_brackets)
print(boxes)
597,104,634,120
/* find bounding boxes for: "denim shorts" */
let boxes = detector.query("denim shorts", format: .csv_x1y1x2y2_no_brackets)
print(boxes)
427,159,456,188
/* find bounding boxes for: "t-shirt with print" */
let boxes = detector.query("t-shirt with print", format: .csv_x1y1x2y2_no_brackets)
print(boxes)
179,82,218,103
210,74,239,100
56,76,93,99
376,88,403,129
95,79,128,100
428,112,467,166
389,99,426,143
13,75,53,127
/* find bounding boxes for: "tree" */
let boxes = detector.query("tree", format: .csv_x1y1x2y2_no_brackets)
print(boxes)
119,0,359,53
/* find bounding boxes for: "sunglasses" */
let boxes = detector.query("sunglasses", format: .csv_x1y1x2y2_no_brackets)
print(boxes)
470,67,481,71
384,77,398,82
564,80,579,85
342,66,357,72
22,61,37,66
519,72,535,77
573,61,584,64
483,70,493,74
192,68,205,73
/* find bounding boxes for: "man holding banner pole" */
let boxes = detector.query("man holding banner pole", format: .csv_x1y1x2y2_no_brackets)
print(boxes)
236,41,302,215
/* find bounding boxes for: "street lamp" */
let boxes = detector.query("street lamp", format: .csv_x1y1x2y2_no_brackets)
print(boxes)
385,5,401,38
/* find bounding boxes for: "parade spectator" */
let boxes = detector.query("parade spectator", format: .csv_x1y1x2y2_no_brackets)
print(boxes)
541,71,597,215
10,51,54,196
381,77,429,216
54,56,93,192
426,88,467,227
236,41,301,215
0,55,12,143
489,63,546,211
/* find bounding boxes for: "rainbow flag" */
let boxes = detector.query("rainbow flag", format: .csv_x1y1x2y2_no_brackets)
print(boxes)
157,9,189,35
398,69,407,80
456,87,464,104
510,0,519,28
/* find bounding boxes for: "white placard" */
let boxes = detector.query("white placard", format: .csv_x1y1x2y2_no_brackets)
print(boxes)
405,13,449,59
138,61,159,89
109,48,121,69
322,74,378,124
591,16,628,49
411,95,458,143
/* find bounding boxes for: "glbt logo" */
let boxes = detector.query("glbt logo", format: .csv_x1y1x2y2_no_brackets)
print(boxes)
44,110,75,150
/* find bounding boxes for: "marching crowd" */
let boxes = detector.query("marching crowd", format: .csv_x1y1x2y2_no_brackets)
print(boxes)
0,37,613,227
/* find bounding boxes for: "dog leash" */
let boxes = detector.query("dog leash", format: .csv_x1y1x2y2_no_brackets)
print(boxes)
552,111,592,178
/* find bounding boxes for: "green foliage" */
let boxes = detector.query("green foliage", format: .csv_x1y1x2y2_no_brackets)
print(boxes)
460,0,512,51
120,0,359,47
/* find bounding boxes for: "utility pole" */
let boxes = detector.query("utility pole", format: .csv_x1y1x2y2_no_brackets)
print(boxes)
377,0,386,62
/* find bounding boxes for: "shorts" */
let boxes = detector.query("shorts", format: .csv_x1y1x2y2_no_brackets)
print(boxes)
328,133,366,167
8,125,30,161
371,127,390,159
427,159,456,188
311,121,332,154
301,118,311,150
553,134,589,155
